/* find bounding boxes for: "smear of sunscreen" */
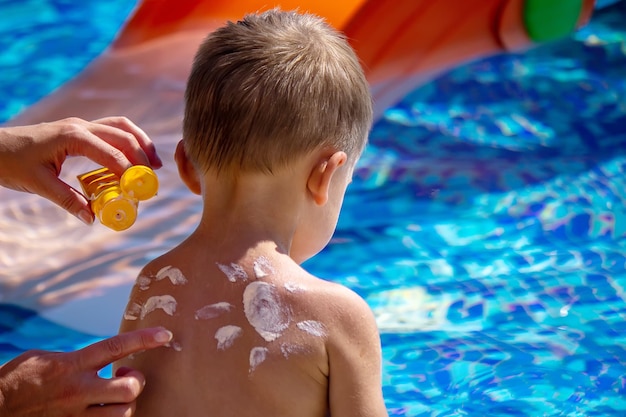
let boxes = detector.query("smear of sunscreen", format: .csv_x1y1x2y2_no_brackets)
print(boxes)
123,302,142,321
280,343,310,359
156,266,188,285
243,281,289,342
166,341,183,351
296,320,327,338
137,275,152,291
253,256,275,279
140,295,177,319
284,282,306,293
217,262,248,283
249,346,269,373
215,325,243,350
195,302,234,320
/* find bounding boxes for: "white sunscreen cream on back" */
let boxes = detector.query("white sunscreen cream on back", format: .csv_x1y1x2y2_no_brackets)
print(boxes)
253,256,275,279
217,262,249,282
296,320,327,337
243,281,289,342
249,346,269,373
215,325,243,350
156,265,188,285
195,302,234,320
140,295,177,319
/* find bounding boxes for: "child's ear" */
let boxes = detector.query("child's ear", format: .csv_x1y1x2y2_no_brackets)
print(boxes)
175,140,202,195
306,151,347,206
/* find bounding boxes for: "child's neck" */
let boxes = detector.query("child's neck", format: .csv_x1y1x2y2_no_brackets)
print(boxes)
193,167,309,257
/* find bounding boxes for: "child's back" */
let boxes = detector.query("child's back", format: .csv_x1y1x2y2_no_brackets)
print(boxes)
119,239,383,416
115,8,386,417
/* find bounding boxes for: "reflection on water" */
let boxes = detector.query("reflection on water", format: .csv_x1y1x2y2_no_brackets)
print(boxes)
309,4,626,415
1,1,626,416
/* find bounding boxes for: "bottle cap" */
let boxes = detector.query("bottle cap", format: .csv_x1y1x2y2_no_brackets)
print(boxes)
95,190,138,231
120,165,159,201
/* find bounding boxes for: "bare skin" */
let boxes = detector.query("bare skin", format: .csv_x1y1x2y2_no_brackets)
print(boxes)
115,143,388,417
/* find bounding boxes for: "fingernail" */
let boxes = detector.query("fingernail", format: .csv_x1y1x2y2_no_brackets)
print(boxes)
77,210,94,226
154,329,173,343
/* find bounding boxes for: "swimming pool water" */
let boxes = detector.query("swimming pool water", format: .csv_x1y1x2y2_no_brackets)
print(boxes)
0,0,137,120
1,1,625,416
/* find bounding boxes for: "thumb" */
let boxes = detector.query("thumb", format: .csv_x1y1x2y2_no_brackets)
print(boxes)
35,173,94,225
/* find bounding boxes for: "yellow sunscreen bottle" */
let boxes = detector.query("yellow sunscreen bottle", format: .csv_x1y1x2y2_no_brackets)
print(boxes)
77,165,159,231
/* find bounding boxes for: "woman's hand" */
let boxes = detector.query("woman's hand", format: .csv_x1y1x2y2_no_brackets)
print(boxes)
0,117,162,225
0,327,173,417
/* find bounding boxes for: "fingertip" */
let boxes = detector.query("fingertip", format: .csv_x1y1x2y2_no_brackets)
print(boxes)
144,144,163,170
151,155,163,170
115,368,146,390
152,328,173,344
77,209,94,226
84,327,174,370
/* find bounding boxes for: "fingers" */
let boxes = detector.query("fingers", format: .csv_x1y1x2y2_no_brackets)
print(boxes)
30,168,94,224
74,327,173,371
87,368,146,407
61,117,162,178
92,117,163,169
63,126,143,177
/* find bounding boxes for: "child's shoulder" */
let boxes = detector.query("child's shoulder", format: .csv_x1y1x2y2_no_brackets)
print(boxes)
295,275,381,359
132,251,190,289
284,274,375,326
305,277,368,308
136,248,187,276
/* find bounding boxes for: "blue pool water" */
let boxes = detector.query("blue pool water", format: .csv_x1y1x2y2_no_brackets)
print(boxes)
1,1,625,416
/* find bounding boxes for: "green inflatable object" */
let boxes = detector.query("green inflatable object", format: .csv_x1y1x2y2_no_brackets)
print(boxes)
524,0,584,42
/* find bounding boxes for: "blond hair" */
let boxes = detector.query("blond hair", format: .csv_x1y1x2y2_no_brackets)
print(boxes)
183,9,372,175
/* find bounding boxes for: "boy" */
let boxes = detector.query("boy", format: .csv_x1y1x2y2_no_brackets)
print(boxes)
115,9,387,417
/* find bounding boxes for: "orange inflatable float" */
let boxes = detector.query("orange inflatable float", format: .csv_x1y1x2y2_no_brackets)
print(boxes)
9,0,595,127
114,0,596,117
